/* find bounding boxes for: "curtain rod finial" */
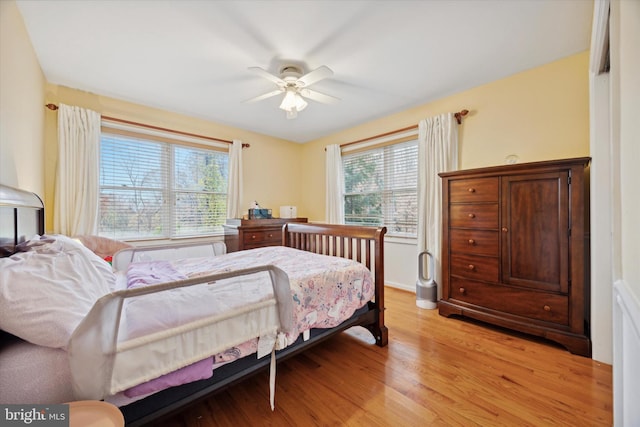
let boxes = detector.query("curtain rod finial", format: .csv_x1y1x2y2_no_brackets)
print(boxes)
454,109,469,124
45,103,58,111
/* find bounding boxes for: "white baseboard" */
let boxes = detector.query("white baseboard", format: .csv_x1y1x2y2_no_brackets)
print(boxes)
384,281,415,292
613,279,640,426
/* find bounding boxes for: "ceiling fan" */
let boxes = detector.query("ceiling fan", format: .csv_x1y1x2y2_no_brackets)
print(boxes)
245,65,340,119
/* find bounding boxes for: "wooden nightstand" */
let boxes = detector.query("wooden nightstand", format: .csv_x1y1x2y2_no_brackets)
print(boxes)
222,218,308,252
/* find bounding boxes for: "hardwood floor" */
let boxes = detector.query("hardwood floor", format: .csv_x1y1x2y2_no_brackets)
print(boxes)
159,287,612,426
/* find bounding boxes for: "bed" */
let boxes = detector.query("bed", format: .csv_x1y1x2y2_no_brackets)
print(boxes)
0,184,388,426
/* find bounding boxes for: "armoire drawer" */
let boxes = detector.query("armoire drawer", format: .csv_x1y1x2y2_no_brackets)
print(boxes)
450,277,569,325
450,204,499,229
450,229,499,255
449,177,498,203
450,253,499,283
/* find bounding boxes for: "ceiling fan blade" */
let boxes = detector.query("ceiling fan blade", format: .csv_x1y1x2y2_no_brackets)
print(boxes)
248,67,285,85
297,65,333,87
299,88,340,104
244,89,283,104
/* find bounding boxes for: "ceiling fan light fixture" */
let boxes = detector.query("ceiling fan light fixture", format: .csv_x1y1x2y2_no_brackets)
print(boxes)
279,89,308,117
294,93,308,111
279,89,297,111
249,64,337,119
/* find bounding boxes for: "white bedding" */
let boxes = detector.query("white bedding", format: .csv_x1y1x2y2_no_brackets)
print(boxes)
0,235,115,348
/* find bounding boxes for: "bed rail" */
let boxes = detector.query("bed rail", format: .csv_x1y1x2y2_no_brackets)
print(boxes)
69,265,292,402
112,241,227,271
283,223,387,346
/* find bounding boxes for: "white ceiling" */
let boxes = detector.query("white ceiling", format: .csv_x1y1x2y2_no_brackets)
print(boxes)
16,0,593,143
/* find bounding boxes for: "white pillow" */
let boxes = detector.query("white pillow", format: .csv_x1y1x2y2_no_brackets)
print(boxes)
0,235,115,348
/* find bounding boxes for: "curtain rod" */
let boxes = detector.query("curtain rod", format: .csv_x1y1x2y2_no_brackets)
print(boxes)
45,103,249,148
340,109,469,149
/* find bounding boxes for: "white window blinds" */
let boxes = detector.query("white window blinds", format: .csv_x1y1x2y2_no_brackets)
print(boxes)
99,129,228,240
342,139,418,236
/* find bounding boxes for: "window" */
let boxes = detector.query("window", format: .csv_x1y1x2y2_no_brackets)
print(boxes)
342,139,418,236
99,128,228,240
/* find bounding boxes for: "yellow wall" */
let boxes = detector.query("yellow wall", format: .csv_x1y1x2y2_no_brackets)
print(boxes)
43,85,304,232
4,0,590,236
301,51,590,221
0,0,46,195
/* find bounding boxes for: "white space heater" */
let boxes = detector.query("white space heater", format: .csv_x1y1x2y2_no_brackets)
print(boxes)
416,251,437,309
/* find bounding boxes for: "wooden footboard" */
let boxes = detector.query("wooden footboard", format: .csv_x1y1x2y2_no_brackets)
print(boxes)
283,223,388,347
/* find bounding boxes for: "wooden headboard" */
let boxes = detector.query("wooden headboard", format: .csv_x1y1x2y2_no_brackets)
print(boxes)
0,184,44,257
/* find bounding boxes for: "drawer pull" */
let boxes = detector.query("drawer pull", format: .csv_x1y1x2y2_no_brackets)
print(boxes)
251,235,257,240
268,234,273,238
543,305,551,312
502,227,508,232
459,287,466,294
468,213,476,219
468,264,475,270
468,239,475,245
468,188,475,193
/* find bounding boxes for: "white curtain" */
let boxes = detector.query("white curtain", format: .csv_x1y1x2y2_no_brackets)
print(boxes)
417,113,459,291
54,103,101,236
325,144,344,224
226,140,244,219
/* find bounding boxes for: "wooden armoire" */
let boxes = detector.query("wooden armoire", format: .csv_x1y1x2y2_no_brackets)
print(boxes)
438,157,591,356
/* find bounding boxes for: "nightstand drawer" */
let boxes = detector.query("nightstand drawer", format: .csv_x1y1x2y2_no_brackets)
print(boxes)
450,277,569,325
450,253,499,283
450,178,498,203
242,229,280,245
450,204,498,229
450,229,499,255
